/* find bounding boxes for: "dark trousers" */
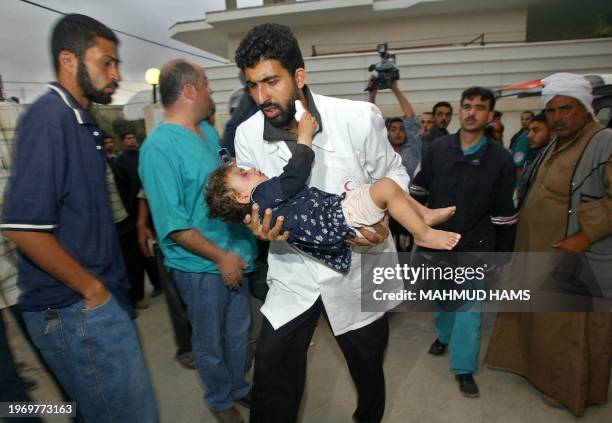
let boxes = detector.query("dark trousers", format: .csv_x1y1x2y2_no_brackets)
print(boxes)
390,217,413,252
119,228,161,305
250,298,389,423
154,245,192,355
0,310,31,402
0,310,42,423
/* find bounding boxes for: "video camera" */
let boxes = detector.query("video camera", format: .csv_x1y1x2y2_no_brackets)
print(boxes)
365,43,400,91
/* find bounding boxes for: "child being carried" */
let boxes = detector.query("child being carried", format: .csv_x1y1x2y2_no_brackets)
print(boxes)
206,112,460,273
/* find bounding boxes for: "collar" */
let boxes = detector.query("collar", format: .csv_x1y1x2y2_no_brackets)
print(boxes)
262,85,323,142
47,82,96,126
462,136,488,156
549,120,598,156
450,131,489,166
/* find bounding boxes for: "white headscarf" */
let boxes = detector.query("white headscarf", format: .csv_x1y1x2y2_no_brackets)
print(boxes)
541,73,595,118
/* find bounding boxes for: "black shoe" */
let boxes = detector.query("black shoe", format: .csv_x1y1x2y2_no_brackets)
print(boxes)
237,391,251,408
428,338,448,355
455,374,479,398
150,288,163,298
19,375,38,392
175,352,197,370
133,301,149,310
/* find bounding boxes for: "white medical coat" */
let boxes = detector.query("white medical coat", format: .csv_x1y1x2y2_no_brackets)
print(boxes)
235,92,409,335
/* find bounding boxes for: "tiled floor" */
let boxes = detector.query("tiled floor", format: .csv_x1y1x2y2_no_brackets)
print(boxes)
6,295,611,422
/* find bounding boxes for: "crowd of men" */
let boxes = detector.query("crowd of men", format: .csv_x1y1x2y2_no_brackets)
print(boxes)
0,13,610,423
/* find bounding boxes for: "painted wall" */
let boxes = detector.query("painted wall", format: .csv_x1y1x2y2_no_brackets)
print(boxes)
199,37,612,144
226,8,527,58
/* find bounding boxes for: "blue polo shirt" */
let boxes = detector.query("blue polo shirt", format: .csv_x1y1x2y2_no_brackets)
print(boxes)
139,121,256,273
1,83,130,312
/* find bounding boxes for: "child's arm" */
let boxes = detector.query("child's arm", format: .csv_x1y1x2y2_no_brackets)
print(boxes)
277,112,319,199
278,146,314,200
253,111,319,209
297,111,318,147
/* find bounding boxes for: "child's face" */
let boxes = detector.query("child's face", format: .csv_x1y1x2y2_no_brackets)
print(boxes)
226,166,269,204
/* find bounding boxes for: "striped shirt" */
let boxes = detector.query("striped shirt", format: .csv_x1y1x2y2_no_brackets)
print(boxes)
0,102,23,308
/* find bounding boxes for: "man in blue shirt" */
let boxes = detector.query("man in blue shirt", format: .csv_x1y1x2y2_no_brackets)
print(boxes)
139,59,256,422
368,79,422,179
1,14,157,422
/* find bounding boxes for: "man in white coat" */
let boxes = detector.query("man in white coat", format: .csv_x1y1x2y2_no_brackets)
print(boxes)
234,23,408,423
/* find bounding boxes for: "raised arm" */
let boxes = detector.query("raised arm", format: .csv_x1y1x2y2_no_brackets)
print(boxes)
277,111,318,199
390,81,415,119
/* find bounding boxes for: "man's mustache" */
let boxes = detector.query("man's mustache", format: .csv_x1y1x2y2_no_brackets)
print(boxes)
259,101,282,111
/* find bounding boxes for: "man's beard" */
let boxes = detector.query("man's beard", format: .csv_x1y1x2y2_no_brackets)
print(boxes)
77,61,117,105
259,86,299,128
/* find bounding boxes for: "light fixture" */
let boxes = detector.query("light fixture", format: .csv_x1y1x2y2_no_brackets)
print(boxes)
145,68,160,104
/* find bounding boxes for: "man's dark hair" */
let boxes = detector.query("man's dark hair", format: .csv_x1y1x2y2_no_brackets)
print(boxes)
235,23,304,73
485,121,504,139
385,117,403,129
493,110,503,120
120,131,136,141
522,110,535,118
460,87,496,110
487,121,504,131
531,112,546,123
159,60,201,108
51,14,118,73
205,165,252,224
432,101,453,115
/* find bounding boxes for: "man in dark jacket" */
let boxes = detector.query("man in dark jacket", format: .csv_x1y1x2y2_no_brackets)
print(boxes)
421,101,453,159
410,87,517,399
114,131,161,306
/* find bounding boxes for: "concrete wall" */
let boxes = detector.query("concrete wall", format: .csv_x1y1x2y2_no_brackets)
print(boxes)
226,8,527,58
202,37,612,145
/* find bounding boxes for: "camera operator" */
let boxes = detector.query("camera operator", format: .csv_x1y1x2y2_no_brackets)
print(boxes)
368,78,422,180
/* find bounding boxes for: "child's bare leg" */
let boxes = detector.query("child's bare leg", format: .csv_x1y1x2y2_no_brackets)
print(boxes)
370,178,461,250
401,191,456,226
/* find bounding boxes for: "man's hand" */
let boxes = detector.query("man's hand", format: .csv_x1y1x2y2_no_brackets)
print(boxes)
216,251,247,289
137,224,157,258
243,203,290,242
83,281,111,309
347,216,390,247
552,232,591,253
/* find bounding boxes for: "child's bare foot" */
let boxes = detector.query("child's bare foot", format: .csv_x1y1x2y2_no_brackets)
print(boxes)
423,206,456,227
415,228,461,250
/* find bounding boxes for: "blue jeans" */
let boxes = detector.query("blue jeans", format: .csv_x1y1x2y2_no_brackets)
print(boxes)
173,271,251,411
22,295,158,422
